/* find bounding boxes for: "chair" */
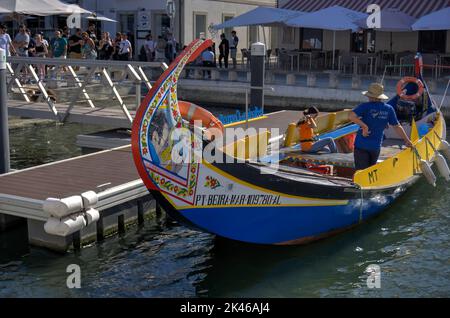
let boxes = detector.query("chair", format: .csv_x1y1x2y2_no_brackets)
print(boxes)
399,54,415,77
422,54,438,78
340,54,353,74
311,51,323,69
356,55,370,75
266,49,272,68
241,48,250,68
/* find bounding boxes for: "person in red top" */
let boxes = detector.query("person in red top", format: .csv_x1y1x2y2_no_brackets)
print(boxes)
297,107,337,153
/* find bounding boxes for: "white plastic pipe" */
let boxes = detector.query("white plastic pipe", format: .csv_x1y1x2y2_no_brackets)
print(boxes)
439,140,450,161
85,208,100,225
44,214,86,237
43,196,83,218
44,209,99,237
420,159,437,187
81,191,98,207
43,191,98,218
435,153,450,181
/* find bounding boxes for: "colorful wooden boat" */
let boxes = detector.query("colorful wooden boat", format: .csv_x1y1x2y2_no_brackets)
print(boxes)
131,39,448,245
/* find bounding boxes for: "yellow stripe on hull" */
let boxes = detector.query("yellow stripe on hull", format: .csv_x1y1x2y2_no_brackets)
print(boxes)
354,113,445,189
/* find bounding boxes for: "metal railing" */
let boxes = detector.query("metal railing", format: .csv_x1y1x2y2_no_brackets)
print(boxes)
6,56,167,123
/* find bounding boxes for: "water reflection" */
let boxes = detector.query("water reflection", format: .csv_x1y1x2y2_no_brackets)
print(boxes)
1,120,449,297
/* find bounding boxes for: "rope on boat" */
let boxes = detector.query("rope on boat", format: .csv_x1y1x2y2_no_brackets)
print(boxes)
439,78,450,112
359,186,364,223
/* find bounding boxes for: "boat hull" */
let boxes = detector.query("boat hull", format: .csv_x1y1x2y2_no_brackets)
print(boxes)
131,40,446,246
154,182,409,245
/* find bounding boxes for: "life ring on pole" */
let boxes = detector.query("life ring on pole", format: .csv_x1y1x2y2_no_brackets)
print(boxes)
178,101,224,135
396,77,424,101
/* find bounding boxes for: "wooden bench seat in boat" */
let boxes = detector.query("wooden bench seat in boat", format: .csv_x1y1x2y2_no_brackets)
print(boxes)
282,143,404,168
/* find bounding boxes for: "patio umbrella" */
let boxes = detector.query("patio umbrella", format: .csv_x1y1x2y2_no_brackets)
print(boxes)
285,5,367,69
0,0,90,15
86,13,117,23
356,8,416,53
412,7,450,30
212,7,303,52
212,7,303,29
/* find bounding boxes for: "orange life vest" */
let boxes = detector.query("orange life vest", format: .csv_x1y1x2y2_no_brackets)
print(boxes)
299,123,314,151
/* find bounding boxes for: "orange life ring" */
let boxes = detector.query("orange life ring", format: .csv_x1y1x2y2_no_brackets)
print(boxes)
178,101,224,133
396,77,424,101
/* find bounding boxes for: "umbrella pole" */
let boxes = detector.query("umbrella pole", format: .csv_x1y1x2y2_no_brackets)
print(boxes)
332,30,336,70
390,32,393,54
263,26,267,45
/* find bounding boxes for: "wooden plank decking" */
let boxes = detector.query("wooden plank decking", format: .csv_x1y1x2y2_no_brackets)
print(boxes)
1,109,302,202
0,146,138,201
8,99,134,128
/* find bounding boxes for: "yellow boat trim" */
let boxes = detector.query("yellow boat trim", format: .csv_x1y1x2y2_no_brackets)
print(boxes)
354,113,444,188
160,189,348,210
223,116,268,128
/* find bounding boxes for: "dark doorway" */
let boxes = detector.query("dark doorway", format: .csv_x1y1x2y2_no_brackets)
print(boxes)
418,30,446,54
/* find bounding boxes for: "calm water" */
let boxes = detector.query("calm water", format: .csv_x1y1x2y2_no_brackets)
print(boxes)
0,117,449,298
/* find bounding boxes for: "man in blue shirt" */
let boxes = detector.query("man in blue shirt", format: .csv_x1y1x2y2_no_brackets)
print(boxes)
349,83,413,170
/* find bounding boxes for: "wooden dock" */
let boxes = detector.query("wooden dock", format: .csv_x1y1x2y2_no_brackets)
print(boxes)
8,99,134,128
0,145,153,251
1,109,303,252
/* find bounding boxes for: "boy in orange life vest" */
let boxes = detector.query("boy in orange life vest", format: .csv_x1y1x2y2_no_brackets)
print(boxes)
297,107,337,153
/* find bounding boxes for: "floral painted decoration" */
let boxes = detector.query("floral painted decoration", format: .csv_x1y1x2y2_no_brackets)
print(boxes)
204,176,221,190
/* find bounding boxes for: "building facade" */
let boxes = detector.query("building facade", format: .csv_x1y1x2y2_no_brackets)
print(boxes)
80,0,276,58
278,0,450,54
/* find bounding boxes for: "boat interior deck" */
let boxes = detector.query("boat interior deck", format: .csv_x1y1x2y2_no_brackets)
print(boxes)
278,139,406,178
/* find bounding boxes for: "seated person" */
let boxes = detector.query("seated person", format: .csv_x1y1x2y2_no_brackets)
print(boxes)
201,46,215,78
297,106,337,154
395,99,416,122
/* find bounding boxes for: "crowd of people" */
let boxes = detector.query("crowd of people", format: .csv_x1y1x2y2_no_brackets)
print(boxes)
0,23,241,81
0,23,136,62
0,23,182,64
185,31,239,79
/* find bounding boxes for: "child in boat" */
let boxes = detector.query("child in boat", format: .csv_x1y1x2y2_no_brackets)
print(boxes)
297,107,337,153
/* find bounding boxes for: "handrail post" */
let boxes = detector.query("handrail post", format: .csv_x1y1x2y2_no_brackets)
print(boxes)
0,48,10,174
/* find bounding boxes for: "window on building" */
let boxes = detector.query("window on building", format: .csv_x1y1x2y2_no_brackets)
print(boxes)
119,13,136,49
248,25,258,47
419,31,446,54
154,13,171,38
25,16,45,34
282,27,295,44
300,28,322,50
194,13,207,39
351,30,376,53
222,15,234,40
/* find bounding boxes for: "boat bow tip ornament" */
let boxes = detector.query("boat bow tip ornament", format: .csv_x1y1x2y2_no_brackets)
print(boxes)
131,38,213,192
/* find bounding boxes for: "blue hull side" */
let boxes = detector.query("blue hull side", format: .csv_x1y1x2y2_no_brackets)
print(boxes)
179,194,399,244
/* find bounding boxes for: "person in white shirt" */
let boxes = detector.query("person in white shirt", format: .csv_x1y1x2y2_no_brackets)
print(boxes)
0,24,16,56
166,32,177,63
230,30,239,69
144,33,155,62
118,33,132,61
13,24,30,57
201,47,215,78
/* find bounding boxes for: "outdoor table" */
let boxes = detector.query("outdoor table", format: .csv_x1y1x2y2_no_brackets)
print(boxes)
298,52,313,70
352,56,358,75
368,56,377,75
286,52,299,72
438,54,450,78
320,51,328,69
